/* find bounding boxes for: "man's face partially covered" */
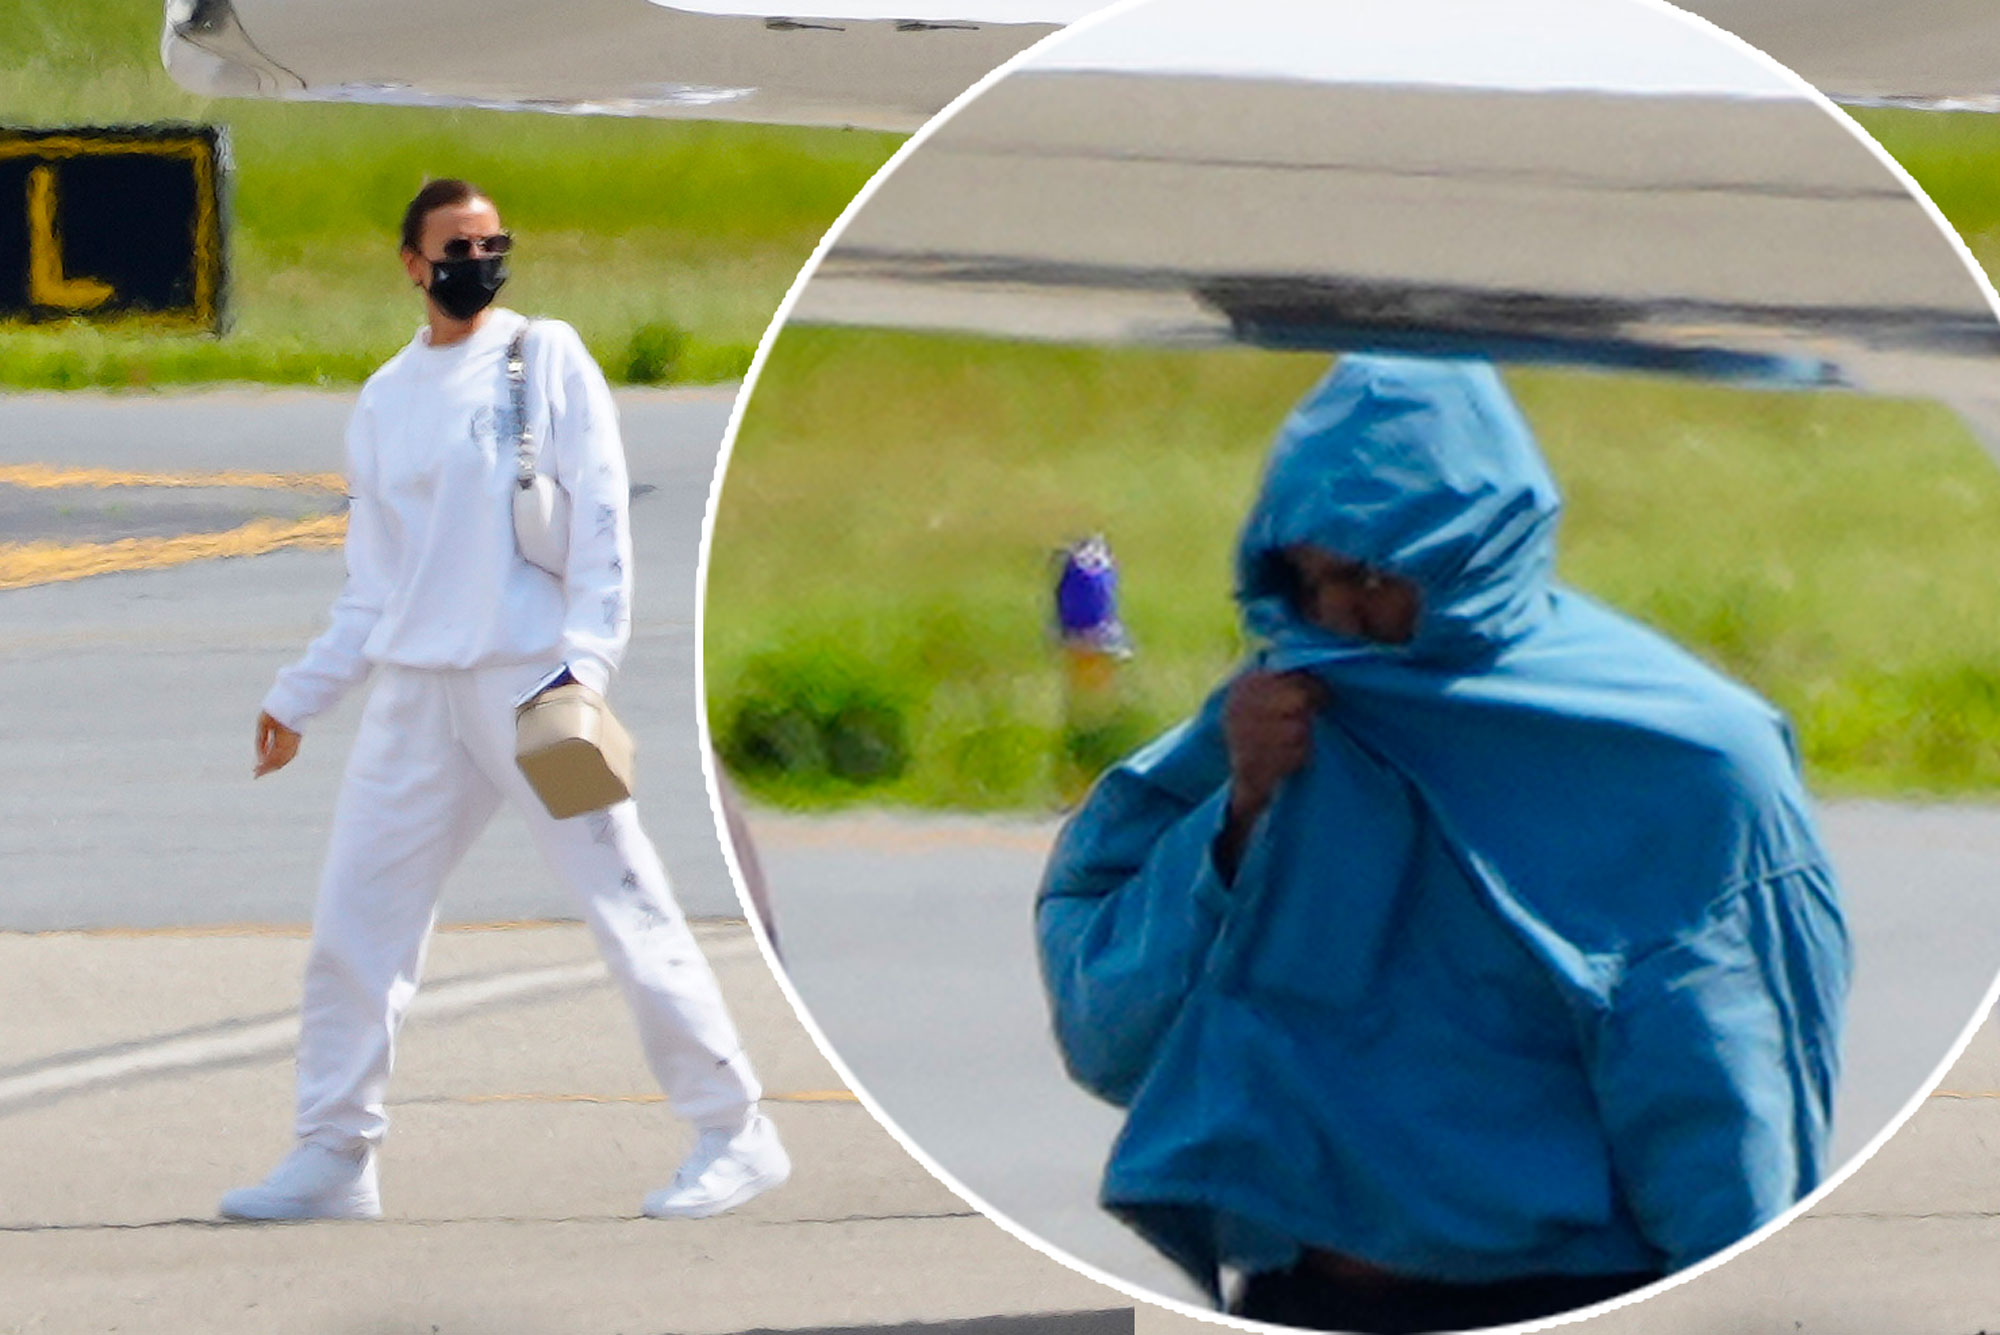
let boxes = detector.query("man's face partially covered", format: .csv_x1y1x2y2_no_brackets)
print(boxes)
1282,544,1422,645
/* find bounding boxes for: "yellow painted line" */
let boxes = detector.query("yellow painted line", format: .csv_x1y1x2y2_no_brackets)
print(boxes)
0,514,346,590
402,1090,858,1106
0,135,208,162
769,1090,859,1103
0,463,346,493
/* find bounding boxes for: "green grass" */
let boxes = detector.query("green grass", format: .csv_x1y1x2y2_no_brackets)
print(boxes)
706,107,2000,811
0,0,901,387
1851,108,2000,275
708,328,2000,809
24,7,2000,804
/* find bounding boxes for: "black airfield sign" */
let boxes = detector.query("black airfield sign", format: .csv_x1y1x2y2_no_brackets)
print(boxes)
0,125,228,332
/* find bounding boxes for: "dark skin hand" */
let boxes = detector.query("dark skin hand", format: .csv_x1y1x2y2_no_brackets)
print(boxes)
1216,669,1328,880
1211,546,1420,880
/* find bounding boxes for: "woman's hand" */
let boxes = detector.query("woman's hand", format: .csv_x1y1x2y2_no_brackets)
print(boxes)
254,711,301,778
1216,670,1326,879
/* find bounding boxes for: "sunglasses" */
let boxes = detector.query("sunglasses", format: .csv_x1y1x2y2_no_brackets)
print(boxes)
436,232,513,261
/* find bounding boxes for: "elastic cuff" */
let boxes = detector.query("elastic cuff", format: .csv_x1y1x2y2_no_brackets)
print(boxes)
565,655,612,696
259,686,309,734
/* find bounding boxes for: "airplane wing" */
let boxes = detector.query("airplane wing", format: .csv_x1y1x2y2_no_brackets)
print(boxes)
158,0,1096,131
789,0,2000,452
160,0,2000,127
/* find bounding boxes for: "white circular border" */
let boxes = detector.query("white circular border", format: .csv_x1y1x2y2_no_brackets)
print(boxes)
693,3,2000,1331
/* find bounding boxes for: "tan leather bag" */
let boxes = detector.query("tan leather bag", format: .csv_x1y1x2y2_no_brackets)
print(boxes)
515,682,635,819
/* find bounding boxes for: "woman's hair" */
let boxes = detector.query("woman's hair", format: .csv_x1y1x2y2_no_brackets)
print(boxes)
400,178,487,253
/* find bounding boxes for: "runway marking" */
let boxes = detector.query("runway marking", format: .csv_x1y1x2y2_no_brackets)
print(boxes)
0,463,346,493
0,514,346,590
767,1089,857,1103
0,463,349,590
0,961,607,1113
392,1090,858,1106
0,1206,981,1233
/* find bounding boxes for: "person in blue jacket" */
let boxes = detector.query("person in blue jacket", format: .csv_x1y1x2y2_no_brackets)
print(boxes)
1037,355,1850,1333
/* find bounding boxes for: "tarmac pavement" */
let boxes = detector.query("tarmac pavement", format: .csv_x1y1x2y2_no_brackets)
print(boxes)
751,803,2000,1330
0,920,1174,1335
15,387,2000,1333
0,386,739,924
0,389,1185,1335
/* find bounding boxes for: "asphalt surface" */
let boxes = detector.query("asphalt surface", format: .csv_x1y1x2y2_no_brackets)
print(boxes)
16,386,2000,1333
0,482,345,546
0,387,1189,1335
0,385,741,924
0,919,1170,1335
751,801,2000,1325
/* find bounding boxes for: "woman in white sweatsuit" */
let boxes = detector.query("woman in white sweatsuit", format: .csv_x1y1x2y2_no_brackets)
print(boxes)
221,179,788,1222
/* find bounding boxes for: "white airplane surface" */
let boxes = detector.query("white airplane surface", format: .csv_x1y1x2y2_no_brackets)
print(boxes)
791,0,2000,447
161,0,2000,127
159,0,1095,130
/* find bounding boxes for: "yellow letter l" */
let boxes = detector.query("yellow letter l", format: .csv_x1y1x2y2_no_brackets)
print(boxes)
27,164,114,312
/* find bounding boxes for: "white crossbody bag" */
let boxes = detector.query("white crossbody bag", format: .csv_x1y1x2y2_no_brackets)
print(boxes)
507,323,570,577
504,321,636,819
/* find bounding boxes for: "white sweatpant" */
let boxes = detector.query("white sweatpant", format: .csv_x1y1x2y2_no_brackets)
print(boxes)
293,662,760,1150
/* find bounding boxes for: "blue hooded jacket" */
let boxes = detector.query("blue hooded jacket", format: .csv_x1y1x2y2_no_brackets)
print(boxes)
1036,356,1850,1300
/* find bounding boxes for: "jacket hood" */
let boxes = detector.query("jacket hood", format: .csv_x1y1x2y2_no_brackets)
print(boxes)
1236,355,1562,665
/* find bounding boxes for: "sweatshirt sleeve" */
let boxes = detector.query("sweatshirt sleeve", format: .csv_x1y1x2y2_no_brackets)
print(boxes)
1586,861,1849,1271
540,321,631,696
1036,691,1246,1107
260,398,394,731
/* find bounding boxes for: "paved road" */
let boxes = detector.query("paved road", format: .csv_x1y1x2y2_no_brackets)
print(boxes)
0,386,741,924
751,801,2000,1323
0,389,1193,1335
0,919,1172,1335
16,388,2000,1332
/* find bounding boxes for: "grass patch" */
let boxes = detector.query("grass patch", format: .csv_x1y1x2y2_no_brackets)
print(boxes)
1850,108,2000,277
721,637,918,794
0,0,899,387
708,328,2000,809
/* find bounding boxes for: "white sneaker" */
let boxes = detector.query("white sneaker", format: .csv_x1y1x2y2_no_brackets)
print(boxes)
642,1112,790,1219
218,1141,381,1221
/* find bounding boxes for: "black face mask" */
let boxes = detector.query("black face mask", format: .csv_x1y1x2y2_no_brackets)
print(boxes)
426,255,507,321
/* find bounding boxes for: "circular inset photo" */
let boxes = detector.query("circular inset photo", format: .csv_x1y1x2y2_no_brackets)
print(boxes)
704,0,2000,1329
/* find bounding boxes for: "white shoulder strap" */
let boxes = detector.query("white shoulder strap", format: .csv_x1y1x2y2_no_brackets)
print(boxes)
507,319,536,489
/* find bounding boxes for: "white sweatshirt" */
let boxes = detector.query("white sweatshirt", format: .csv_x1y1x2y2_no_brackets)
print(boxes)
263,309,632,731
